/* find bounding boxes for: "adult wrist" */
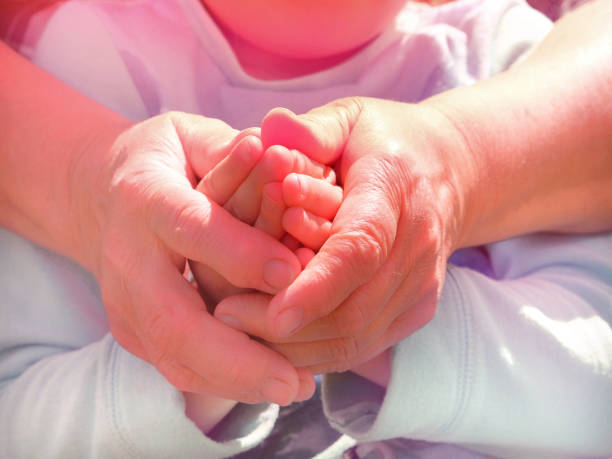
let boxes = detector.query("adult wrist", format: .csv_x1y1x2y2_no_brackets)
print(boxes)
68,116,132,273
407,99,481,254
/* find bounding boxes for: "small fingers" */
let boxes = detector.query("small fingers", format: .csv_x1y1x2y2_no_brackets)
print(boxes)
281,173,342,250
197,135,263,205
254,182,286,239
266,180,399,338
225,145,332,224
283,207,333,251
282,173,342,220
224,145,292,224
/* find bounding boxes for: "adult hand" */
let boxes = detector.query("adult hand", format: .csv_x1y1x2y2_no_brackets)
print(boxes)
191,141,335,307
215,97,475,373
76,111,312,404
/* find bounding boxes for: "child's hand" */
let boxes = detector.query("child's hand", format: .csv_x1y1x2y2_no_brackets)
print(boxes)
183,134,342,410
281,172,343,252
190,139,342,309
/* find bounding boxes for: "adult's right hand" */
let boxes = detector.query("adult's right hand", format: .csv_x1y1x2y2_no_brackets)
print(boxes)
215,97,475,374
75,112,312,405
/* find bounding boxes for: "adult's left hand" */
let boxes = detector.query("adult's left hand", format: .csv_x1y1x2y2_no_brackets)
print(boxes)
214,97,476,373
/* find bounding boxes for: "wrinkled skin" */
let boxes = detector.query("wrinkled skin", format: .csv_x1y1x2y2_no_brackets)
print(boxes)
190,139,336,308
81,111,313,404
215,97,474,374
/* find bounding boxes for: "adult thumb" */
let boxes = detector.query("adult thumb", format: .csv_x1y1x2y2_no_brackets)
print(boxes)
261,98,363,165
169,111,260,179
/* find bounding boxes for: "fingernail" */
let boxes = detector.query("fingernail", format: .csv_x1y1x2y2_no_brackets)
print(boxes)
217,314,243,331
236,135,260,162
275,307,303,338
263,259,297,290
261,377,295,406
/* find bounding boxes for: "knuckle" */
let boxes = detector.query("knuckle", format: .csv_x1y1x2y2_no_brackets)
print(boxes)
333,299,369,337
292,150,307,175
166,200,213,255
330,223,387,274
291,150,320,178
329,336,360,373
236,127,261,142
326,97,365,141
331,96,364,120
109,171,145,212
143,309,181,363
263,147,292,179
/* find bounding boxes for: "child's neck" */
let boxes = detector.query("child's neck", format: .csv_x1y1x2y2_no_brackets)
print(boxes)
214,20,368,81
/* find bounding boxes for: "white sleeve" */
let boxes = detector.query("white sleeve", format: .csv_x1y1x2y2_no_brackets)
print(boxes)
323,232,612,458
0,228,276,458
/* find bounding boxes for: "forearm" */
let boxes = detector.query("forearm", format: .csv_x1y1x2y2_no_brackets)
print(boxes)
423,0,612,248
0,43,130,268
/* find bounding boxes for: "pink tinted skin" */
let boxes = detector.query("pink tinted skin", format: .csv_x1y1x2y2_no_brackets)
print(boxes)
196,0,416,389
186,149,341,429
191,141,340,306
200,0,408,79
351,349,391,388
